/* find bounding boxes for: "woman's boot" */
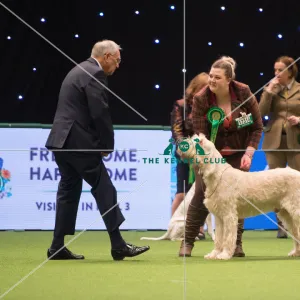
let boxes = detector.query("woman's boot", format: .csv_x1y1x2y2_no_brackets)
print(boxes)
179,168,208,257
179,203,209,257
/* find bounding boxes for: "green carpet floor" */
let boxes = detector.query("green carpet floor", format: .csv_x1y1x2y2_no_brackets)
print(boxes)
0,231,299,300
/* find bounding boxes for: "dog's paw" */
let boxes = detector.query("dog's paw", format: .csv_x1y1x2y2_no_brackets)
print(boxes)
204,254,215,260
216,251,232,260
288,249,300,257
204,250,219,260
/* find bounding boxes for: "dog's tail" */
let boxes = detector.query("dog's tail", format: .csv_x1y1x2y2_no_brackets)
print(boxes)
140,231,169,241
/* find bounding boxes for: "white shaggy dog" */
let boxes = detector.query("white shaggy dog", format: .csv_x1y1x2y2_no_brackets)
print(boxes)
140,183,215,241
180,133,300,260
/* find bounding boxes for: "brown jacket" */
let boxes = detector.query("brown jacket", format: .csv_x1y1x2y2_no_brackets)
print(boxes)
259,80,300,149
192,81,263,151
170,99,193,141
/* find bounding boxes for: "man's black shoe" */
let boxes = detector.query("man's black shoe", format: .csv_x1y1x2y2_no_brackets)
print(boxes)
47,247,85,260
111,243,150,261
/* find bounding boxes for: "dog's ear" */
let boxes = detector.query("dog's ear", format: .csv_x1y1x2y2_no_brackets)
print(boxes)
191,134,199,141
198,133,206,146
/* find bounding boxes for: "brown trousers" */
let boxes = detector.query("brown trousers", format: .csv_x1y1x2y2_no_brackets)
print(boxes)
265,135,300,227
185,152,245,244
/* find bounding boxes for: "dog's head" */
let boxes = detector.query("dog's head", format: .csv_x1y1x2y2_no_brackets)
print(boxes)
190,134,211,167
194,134,227,177
194,133,214,154
178,134,223,169
177,137,196,160
176,134,208,163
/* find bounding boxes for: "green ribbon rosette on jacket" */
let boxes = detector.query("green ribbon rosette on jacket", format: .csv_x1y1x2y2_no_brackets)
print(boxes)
207,107,225,143
188,108,225,185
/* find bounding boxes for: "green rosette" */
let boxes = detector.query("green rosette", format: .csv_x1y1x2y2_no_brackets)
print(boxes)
207,107,225,143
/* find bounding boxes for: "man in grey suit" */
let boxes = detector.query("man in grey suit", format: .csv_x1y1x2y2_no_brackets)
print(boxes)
45,40,149,260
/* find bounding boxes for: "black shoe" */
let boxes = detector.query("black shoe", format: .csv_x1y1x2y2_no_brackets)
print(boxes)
277,229,288,239
47,247,85,260
195,232,206,241
111,243,150,261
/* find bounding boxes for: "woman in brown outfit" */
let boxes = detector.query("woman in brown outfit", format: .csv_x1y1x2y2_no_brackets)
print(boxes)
259,56,300,238
178,56,263,257
171,72,209,239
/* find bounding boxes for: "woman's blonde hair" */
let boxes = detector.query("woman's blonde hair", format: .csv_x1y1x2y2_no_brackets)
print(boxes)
211,56,237,80
185,72,209,104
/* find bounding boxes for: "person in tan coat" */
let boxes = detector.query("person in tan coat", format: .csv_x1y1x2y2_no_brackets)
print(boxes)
259,56,300,238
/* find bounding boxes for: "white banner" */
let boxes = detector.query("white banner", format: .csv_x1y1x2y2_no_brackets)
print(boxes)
0,128,173,230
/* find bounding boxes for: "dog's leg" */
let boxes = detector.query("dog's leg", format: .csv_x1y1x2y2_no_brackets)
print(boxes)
215,214,238,260
206,213,215,241
289,224,300,257
280,208,300,257
277,209,300,256
204,215,223,259
293,209,300,255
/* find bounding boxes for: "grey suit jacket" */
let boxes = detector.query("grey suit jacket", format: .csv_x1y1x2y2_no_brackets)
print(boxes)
45,57,114,151
259,80,300,149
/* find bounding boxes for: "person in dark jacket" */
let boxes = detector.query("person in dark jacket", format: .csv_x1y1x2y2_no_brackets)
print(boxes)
45,40,149,261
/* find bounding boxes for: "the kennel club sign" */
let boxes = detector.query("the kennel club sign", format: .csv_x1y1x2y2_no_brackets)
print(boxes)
0,128,171,230
141,136,226,166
